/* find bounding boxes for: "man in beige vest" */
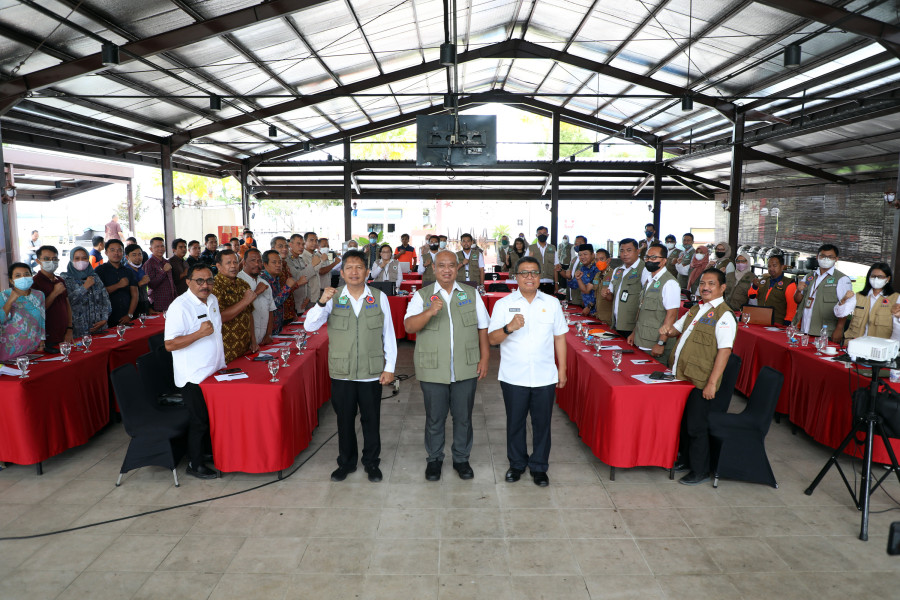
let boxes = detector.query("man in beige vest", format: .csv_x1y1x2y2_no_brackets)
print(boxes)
659,268,736,486
456,233,485,285
792,243,853,343
627,243,680,364
528,225,558,295
404,250,490,482
418,234,441,284
602,238,646,338
305,250,397,483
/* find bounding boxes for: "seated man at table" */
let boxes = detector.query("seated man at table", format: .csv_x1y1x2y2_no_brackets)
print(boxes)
755,254,797,325
164,264,226,480
32,245,73,348
261,249,297,335
567,243,599,316
659,268,736,485
627,243,679,364
792,244,853,342
95,239,138,325
237,248,275,346
304,250,397,483
212,249,260,363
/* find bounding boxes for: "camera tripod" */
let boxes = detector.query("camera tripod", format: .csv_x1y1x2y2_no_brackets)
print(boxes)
804,359,900,541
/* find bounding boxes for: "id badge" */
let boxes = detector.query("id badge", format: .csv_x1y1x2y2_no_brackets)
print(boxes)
806,297,813,309
620,291,629,303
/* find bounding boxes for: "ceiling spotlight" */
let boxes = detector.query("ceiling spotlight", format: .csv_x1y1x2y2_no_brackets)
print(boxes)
209,94,222,111
302,141,311,152
681,95,694,112
443,94,454,109
624,126,634,139
784,43,801,67
569,155,576,162
327,154,333,162
54,181,62,189
101,41,120,66
439,43,456,66
592,142,600,153
268,125,277,137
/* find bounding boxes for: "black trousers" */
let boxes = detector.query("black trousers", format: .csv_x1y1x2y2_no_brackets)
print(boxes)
331,379,382,469
179,382,210,466
679,387,711,475
501,382,556,472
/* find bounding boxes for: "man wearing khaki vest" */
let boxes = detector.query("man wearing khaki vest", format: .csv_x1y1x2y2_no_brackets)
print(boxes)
528,225,558,295
602,238,646,338
674,233,696,290
659,268,736,486
418,234,441,285
627,243,680,365
304,250,397,483
456,232,485,285
664,234,682,279
405,250,490,482
792,244,854,343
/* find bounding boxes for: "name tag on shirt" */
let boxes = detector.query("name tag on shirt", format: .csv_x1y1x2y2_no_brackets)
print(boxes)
509,308,521,313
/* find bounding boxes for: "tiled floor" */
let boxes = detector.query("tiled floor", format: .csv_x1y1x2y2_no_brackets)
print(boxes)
2,342,900,599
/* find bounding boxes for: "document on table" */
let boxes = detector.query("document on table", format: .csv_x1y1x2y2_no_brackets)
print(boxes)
37,355,67,362
599,345,622,350
0,366,22,376
214,372,249,382
764,327,781,332
631,359,650,365
631,373,675,385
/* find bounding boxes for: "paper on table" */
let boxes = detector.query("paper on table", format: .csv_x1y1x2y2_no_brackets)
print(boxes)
214,373,249,382
38,355,67,362
631,359,650,365
599,345,621,350
0,366,22,376
99,334,117,339
764,327,781,331
631,373,675,385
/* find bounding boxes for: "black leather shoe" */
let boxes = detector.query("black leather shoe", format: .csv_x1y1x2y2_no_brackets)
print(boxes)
425,460,442,481
330,465,357,482
531,470,550,487
505,467,524,482
186,463,217,480
365,465,383,482
672,461,689,472
678,471,710,486
453,461,474,480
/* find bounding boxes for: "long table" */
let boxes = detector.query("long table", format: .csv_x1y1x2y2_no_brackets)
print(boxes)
555,315,693,473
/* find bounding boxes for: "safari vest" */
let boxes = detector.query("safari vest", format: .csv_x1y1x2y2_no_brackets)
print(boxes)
678,246,696,289
792,269,846,333
669,301,733,391
557,242,572,267
529,244,556,280
725,275,753,312
327,286,385,380
593,266,614,323
421,251,437,283
456,248,483,284
715,257,736,291
611,260,645,332
634,271,678,353
757,275,793,323
414,284,481,384
508,251,525,274
498,246,508,267
375,259,401,282
845,292,898,340
666,248,682,278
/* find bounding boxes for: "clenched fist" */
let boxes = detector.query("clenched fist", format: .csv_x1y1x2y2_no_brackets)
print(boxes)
320,287,337,303
428,297,444,316
242,289,257,304
163,262,172,272
197,320,214,338
507,314,525,332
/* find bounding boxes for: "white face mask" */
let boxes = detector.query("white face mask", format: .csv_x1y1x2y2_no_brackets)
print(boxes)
736,262,750,272
870,277,888,290
695,253,706,260
41,259,59,273
320,247,329,253
562,236,569,243
439,241,447,249
665,242,675,250
818,257,835,270
73,260,90,271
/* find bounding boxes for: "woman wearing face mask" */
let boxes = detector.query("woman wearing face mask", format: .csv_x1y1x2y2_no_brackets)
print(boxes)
60,246,112,337
725,251,754,312
687,245,710,294
505,238,527,274
371,243,403,285
713,241,736,291
844,263,900,341
1,262,46,360
592,249,615,323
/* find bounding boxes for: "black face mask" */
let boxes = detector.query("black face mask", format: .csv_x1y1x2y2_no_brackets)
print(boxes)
429,243,439,251
715,251,726,259
537,234,548,243
645,230,654,238
645,260,662,273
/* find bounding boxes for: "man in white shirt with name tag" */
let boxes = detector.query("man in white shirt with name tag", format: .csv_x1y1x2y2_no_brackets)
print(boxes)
487,256,568,487
164,263,226,480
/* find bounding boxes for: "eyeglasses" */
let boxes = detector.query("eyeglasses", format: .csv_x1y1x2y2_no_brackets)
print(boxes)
517,271,541,278
190,277,215,285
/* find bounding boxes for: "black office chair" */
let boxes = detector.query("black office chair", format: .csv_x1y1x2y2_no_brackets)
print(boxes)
708,366,784,489
110,363,189,487
709,353,742,414
487,283,510,292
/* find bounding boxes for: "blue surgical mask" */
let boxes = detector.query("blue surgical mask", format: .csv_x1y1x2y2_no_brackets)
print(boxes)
14,276,34,291
439,241,447,249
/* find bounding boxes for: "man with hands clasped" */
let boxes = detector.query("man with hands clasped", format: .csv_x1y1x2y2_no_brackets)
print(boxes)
488,256,568,487
305,250,397,483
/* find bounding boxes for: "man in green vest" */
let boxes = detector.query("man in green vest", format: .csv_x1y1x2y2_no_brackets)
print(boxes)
792,243,854,343
659,268,737,485
418,234,441,284
528,225,558,295
674,233,696,289
304,250,397,483
456,232,485,285
664,234,682,279
627,243,680,365
404,250,490,482
601,238,646,338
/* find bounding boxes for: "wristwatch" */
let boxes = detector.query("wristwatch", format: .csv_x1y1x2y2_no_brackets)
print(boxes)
503,324,511,335
656,339,666,347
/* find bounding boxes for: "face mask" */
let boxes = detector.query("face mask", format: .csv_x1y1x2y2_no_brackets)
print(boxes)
596,260,609,271
870,277,888,290
562,236,569,244
41,260,59,273
683,243,692,250
645,230,653,238
14,277,33,291
128,259,142,269
369,238,377,245
695,253,706,260
429,243,439,251
818,257,835,270
665,242,675,250
715,251,726,259
537,234,548,243
348,246,357,250
645,260,661,273
320,247,329,254
73,260,89,271
736,262,750,272
501,240,509,247
439,241,447,249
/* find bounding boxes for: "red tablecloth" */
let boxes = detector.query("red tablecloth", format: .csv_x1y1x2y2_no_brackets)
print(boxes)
733,325,793,414
104,318,166,371
199,326,331,474
482,292,509,315
388,295,412,340
556,319,693,469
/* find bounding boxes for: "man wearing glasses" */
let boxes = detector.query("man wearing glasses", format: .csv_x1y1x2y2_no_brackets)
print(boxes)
627,243,680,365
487,257,568,487
164,264,226,480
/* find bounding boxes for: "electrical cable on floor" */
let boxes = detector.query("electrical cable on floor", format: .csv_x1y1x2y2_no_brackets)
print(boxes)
2,372,416,540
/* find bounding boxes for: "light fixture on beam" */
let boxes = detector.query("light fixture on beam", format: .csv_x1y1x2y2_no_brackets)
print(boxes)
681,95,693,112
209,94,222,111
268,125,277,137
302,141,311,152
784,44,801,67
54,181,62,189
439,43,456,66
592,142,600,153
540,177,551,196
351,175,360,195
443,94,454,109
569,155,576,162
624,126,634,139
101,41,120,66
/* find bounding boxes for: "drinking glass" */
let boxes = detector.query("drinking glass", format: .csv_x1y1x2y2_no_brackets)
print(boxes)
116,325,127,341
611,350,623,372
60,341,72,362
785,325,797,347
295,335,307,356
575,323,583,337
814,335,824,355
280,346,291,367
82,334,93,353
800,333,809,348
592,340,603,357
267,359,280,382
561,300,569,312
138,313,146,328
742,312,751,328
410,285,417,295
16,355,30,378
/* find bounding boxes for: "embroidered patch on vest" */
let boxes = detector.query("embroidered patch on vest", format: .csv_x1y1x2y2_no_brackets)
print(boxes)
457,291,468,301
826,277,834,284
338,295,349,306
653,280,661,289
365,295,375,304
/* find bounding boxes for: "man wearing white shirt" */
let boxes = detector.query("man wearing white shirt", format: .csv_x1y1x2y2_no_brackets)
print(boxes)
487,256,567,487
602,238,647,338
455,233,486,285
660,268,736,486
305,250,397,483
164,264,226,480
792,244,853,342
405,250,490,482
236,248,276,346
627,243,681,364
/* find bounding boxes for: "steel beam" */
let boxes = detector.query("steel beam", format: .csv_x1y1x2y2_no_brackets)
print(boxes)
344,139,352,241
160,143,177,244
742,147,853,184
727,114,745,252
551,112,560,247
652,143,663,231
48,181,113,201
240,162,251,228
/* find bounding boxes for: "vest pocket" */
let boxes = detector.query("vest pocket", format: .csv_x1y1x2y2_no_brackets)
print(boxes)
461,307,478,327
329,314,349,330
465,341,480,365
329,349,350,375
369,354,385,373
368,313,384,329
415,350,439,369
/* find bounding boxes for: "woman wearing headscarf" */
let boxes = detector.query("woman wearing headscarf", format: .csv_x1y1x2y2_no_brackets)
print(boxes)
60,246,112,337
725,251,754,311
687,245,711,294
1,262,45,360
713,241,736,291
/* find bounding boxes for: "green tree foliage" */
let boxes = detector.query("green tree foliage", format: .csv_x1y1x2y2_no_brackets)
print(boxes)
352,126,415,160
116,182,148,223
